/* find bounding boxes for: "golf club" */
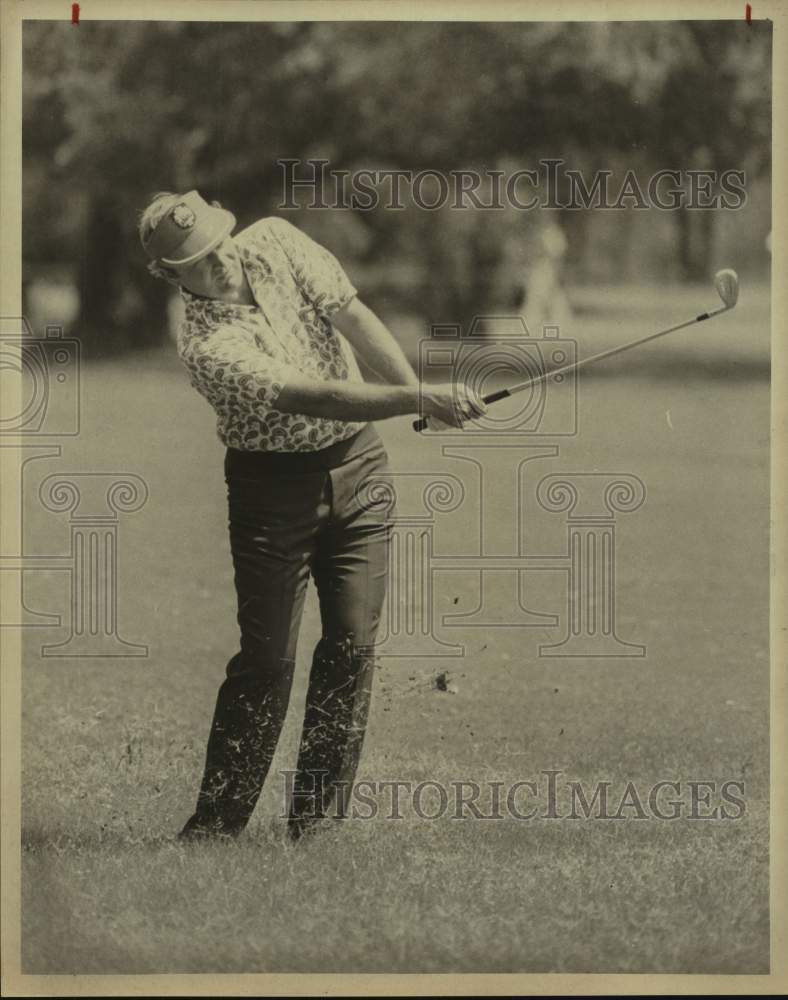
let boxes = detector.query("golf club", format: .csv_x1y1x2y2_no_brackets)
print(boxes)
413,268,740,432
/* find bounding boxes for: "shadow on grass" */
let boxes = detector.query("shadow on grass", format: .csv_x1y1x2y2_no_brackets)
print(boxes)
20,818,308,855
22,823,179,853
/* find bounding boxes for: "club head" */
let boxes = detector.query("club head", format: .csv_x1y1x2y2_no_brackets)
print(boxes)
714,268,739,309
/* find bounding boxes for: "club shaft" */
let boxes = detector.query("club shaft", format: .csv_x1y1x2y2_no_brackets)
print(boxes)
490,305,729,401
413,302,730,431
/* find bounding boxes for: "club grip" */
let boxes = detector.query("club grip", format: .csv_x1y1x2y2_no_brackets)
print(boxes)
412,387,511,432
482,388,511,404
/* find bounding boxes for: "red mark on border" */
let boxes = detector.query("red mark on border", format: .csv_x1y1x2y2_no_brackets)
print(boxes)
71,3,80,25
745,3,752,23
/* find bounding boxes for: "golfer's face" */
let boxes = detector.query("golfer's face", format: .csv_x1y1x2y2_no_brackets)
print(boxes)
174,238,245,300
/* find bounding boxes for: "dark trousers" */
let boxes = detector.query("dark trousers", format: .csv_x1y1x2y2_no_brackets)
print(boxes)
181,423,394,839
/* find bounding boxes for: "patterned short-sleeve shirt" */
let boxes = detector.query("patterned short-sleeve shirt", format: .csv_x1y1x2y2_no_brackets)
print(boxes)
176,217,367,452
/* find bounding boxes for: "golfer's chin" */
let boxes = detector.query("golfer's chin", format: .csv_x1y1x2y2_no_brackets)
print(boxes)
213,272,241,295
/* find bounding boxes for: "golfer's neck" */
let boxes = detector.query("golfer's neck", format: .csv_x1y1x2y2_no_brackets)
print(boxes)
214,273,257,307
219,287,255,306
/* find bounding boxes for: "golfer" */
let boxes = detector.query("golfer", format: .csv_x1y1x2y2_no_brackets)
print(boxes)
138,190,485,841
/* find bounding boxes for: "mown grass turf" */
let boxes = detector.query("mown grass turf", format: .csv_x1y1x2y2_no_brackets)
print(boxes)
20,284,770,972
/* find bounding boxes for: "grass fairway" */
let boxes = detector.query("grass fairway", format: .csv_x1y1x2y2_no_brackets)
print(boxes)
20,285,770,973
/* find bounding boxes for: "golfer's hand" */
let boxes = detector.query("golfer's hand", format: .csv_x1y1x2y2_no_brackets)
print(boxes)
423,382,487,429
425,414,455,432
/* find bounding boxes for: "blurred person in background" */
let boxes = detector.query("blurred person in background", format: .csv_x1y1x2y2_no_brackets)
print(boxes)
497,218,574,333
139,189,485,841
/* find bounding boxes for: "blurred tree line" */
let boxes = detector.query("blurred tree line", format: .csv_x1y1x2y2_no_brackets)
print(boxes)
23,20,771,355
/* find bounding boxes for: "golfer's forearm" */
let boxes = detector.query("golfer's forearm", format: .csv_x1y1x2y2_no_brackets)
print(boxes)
275,378,422,421
357,320,419,386
333,299,419,386
365,341,419,387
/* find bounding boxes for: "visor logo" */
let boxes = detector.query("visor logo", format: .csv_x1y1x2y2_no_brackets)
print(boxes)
171,204,196,229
